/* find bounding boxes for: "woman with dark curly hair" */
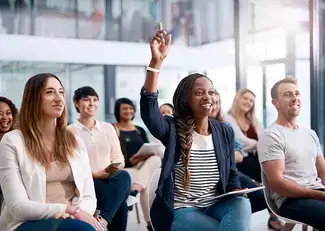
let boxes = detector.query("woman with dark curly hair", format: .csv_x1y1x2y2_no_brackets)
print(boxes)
140,22,251,231
0,97,18,141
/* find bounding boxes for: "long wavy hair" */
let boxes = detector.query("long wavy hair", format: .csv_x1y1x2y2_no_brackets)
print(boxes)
19,73,77,169
173,73,213,190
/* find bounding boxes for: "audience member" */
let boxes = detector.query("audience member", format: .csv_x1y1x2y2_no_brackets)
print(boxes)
140,22,251,231
0,73,101,231
258,77,325,230
224,89,264,183
69,86,131,231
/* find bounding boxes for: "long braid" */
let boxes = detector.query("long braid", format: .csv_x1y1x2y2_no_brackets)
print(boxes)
174,114,194,191
173,73,205,190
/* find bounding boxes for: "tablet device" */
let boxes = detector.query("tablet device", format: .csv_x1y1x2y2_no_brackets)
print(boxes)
215,186,265,199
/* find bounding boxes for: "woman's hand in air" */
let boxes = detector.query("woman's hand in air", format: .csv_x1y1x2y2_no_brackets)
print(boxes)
150,22,172,62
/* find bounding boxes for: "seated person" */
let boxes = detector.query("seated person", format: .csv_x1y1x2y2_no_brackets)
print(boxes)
224,88,264,183
113,97,161,231
258,77,325,230
0,74,100,231
210,92,282,230
0,97,18,208
68,86,131,231
159,103,173,116
140,23,251,231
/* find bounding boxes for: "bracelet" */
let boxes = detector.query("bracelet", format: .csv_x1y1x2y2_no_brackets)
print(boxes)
147,66,160,73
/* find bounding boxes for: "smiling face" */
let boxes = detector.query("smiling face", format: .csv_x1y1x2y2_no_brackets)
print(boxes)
210,94,221,119
0,102,13,133
188,77,216,119
160,104,173,116
41,77,65,120
272,82,300,119
75,95,98,118
119,103,135,121
237,91,255,114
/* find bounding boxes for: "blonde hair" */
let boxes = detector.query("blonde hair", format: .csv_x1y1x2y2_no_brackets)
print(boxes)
19,73,77,169
271,76,297,99
228,88,257,125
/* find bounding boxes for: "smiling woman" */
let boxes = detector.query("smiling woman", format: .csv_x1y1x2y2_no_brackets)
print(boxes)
0,97,18,141
0,73,100,231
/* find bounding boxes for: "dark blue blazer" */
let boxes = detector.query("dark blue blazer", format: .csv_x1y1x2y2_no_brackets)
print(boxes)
140,88,241,231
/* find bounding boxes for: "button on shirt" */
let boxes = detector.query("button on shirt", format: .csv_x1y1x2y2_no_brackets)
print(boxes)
68,120,125,173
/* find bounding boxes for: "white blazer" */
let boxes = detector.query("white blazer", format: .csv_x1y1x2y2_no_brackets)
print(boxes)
0,130,97,231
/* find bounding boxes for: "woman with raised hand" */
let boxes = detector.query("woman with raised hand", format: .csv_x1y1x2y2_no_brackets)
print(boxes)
0,73,101,231
140,22,251,231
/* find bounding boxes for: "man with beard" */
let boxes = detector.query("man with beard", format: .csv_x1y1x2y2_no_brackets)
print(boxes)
258,76,325,230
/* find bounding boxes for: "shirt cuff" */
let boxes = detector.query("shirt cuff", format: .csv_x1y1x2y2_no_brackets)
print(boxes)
140,86,159,98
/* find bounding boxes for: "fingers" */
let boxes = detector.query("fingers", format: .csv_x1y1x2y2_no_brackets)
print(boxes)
54,212,73,219
93,219,102,231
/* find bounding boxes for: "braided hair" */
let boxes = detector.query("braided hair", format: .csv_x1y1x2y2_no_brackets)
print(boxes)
173,73,212,190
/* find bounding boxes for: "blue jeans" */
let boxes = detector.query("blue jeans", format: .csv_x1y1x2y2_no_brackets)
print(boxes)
279,197,325,230
94,170,131,231
171,196,251,231
15,218,95,231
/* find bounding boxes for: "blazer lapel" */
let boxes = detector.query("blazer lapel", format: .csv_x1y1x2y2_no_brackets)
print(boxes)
209,120,226,193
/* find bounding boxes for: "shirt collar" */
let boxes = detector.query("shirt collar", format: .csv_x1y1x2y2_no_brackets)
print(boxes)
74,119,101,131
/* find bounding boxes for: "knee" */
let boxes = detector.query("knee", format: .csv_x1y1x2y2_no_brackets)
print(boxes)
147,155,162,168
116,170,131,187
233,197,252,216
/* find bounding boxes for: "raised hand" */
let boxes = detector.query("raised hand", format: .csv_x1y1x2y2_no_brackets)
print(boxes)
150,22,172,62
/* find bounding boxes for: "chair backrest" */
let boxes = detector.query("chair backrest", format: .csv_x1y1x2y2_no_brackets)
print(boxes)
261,171,280,215
148,168,161,211
261,171,301,224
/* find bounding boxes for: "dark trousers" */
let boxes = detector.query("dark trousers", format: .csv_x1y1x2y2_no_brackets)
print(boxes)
279,197,325,230
15,218,95,231
237,155,261,183
94,170,131,231
238,170,267,213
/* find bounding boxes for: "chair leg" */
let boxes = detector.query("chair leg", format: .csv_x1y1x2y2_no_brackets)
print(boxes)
282,223,295,231
135,203,141,224
302,224,308,231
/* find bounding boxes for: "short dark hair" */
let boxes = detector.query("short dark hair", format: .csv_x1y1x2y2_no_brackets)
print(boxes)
0,97,18,130
160,103,174,111
73,86,99,113
114,98,136,122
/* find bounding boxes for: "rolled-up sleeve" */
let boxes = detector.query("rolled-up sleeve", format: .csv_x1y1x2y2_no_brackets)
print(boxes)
140,87,169,141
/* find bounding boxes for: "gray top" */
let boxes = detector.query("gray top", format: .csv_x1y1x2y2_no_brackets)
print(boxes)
257,123,325,208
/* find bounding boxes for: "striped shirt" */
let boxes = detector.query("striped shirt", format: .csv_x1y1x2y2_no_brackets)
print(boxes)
174,131,220,209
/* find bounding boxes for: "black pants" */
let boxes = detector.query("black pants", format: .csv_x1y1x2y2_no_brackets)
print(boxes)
94,170,131,231
279,196,325,230
237,154,261,183
238,170,267,213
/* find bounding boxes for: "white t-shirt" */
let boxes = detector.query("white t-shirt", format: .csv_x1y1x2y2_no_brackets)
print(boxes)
174,131,220,209
257,123,325,208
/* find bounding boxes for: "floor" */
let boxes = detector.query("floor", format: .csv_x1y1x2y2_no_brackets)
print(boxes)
126,208,314,231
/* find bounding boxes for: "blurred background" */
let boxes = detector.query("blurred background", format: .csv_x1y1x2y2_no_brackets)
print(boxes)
0,0,324,147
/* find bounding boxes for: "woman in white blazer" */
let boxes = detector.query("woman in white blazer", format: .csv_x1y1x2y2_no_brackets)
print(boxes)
0,73,101,231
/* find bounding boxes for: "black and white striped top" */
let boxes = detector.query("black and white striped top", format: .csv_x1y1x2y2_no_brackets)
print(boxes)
174,131,220,209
